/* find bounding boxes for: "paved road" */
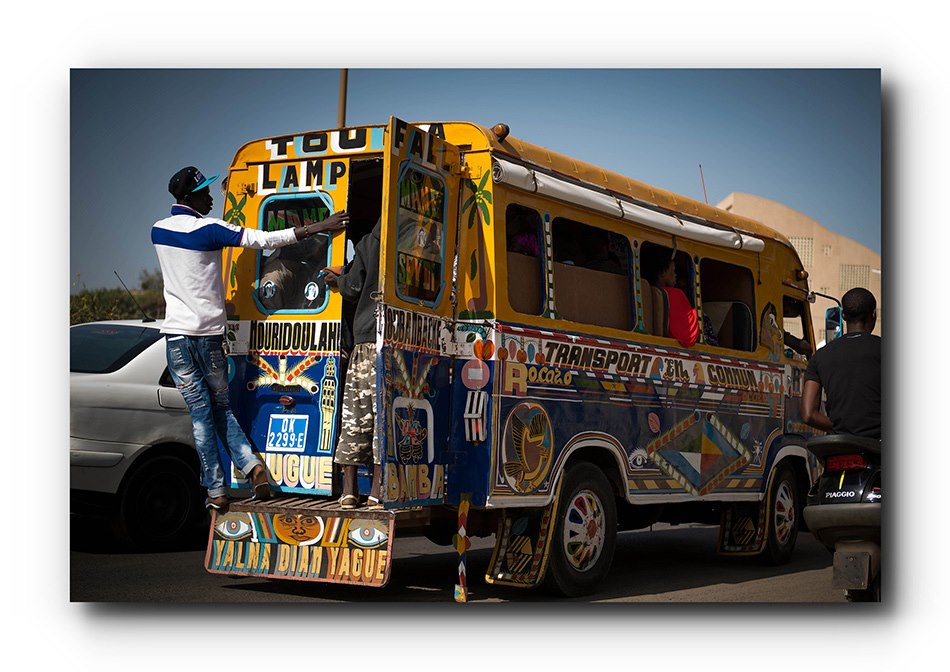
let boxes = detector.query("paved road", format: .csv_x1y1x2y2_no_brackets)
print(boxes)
70,515,847,603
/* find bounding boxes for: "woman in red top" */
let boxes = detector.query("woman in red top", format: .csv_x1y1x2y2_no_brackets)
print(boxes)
653,257,699,348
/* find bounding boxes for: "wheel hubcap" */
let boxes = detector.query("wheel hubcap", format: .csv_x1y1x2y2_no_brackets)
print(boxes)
773,480,796,545
562,490,605,572
136,470,190,533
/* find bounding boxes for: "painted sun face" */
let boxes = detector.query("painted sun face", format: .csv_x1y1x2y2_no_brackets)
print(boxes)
273,513,325,545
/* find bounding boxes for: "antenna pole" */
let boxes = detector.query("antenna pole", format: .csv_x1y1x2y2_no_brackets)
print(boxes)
114,270,155,322
338,69,348,127
699,164,709,204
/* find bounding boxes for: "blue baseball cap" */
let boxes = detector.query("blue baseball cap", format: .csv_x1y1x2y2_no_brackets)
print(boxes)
169,166,219,200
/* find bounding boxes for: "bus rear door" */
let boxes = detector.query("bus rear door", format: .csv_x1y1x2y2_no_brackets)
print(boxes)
377,118,462,508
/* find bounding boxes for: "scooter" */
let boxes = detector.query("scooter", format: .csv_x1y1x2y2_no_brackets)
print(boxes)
803,434,882,602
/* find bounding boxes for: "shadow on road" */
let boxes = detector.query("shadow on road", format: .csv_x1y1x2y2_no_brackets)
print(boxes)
202,526,835,603
71,517,839,603
71,514,208,555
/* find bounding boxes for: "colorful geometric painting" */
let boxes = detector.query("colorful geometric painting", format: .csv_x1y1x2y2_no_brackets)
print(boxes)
647,414,751,496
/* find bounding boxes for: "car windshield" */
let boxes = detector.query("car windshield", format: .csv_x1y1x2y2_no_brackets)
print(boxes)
70,323,162,373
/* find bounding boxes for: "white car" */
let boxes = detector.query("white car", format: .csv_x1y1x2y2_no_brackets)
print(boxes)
70,319,206,548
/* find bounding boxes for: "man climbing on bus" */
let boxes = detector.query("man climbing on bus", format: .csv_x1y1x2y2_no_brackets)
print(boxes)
152,165,348,512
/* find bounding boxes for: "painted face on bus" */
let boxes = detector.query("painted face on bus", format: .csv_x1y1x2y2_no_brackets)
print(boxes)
273,513,324,545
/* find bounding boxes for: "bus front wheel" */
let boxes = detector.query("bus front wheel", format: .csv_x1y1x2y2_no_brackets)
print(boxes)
759,463,799,565
543,462,617,597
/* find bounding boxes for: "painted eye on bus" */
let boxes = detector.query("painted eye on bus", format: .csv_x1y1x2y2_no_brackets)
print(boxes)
629,448,649,469
347,519,388,548
215,513,253,540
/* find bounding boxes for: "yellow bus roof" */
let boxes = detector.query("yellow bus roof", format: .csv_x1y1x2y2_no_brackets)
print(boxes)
228,119,793,249
446,120,793,249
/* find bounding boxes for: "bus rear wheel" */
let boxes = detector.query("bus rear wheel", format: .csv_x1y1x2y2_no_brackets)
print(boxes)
544,463,617,597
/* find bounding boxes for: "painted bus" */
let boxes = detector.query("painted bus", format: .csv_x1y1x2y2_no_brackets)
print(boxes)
205,117,819,599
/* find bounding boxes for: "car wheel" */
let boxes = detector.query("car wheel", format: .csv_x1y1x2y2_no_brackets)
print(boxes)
759,463,799,565
112,455,206,549
543,462,617,597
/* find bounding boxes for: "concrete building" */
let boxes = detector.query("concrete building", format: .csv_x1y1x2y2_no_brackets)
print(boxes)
716,193,882,342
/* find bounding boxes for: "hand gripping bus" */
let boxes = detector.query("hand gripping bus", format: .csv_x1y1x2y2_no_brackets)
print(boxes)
203,118,820,599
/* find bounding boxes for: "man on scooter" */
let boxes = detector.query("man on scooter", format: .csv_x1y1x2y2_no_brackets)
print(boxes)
800,287,881,439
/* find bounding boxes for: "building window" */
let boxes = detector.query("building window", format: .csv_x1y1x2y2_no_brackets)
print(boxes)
789,236,814,268
840,264,870,293
819,286,830,295
823,244,833,256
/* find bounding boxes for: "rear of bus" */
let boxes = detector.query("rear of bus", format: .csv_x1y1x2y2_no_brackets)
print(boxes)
219,127,386,498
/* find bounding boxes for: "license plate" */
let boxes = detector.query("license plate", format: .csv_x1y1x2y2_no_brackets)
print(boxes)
266,414,309,452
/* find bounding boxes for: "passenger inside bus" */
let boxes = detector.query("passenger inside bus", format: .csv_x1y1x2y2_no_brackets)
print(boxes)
643,244,699,347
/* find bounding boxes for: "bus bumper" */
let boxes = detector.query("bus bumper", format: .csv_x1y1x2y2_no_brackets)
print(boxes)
204,497,396,587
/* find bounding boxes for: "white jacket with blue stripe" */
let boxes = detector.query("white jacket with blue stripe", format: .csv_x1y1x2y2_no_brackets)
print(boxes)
152,205,296,336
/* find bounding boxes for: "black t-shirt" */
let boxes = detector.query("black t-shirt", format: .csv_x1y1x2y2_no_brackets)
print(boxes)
804,331,881,438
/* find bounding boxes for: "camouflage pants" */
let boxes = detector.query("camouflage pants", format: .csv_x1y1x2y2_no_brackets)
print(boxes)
334,343,380,465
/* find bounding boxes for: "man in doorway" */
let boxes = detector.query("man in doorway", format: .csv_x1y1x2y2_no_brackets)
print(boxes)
152,165,348,511
800,287,881,438
322,219,382,509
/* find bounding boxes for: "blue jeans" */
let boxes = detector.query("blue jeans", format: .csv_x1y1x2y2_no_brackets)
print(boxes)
165,334,262,498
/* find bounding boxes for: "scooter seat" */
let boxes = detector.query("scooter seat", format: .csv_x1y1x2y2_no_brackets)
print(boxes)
806,434,881,459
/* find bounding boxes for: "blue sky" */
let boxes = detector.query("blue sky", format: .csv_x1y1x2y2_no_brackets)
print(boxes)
70,68,880,290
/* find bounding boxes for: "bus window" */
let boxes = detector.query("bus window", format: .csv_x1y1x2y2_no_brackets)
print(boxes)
256,195,332,313
551,217,632,330
699,258,756,351
395,165,446,305
782,295,813,358
505,204,544,316
640,242,695,341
